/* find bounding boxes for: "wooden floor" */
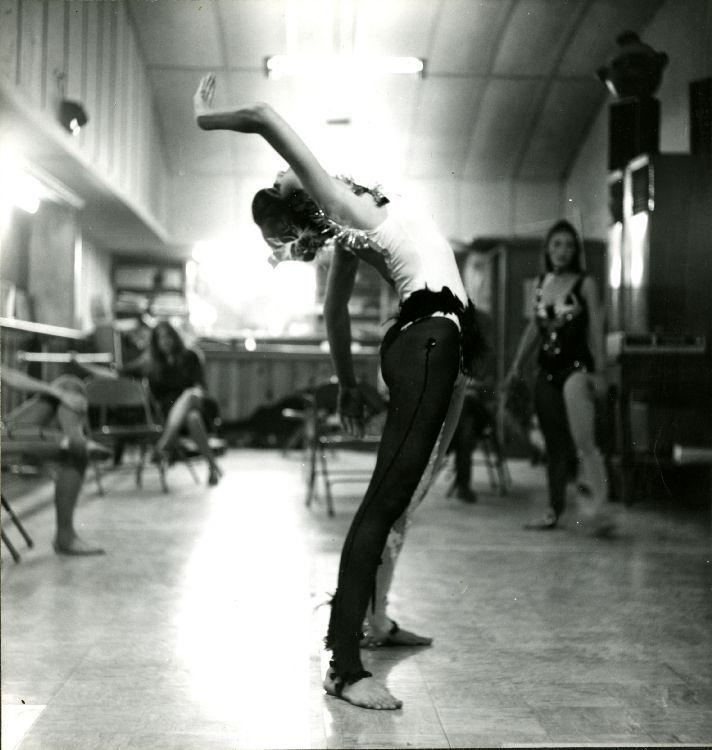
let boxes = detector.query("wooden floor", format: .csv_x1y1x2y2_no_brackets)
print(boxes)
2,448,712,749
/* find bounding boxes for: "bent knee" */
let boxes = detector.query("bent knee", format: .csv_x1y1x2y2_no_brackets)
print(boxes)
186,408,205,427
52,374,86,397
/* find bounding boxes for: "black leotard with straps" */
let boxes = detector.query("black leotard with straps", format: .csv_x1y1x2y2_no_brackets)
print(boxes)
534,273,594,388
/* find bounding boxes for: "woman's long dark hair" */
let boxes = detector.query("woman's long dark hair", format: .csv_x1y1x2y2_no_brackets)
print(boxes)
149,321,186,369
541,219,585,273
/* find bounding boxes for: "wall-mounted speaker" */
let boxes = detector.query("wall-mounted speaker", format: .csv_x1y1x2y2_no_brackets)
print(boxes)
608,97,659,171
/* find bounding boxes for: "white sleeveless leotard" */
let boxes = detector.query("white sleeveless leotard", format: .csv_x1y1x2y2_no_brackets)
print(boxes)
363,197,468,308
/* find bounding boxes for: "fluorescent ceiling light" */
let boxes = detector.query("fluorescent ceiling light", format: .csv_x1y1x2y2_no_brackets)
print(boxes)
265,55,425,79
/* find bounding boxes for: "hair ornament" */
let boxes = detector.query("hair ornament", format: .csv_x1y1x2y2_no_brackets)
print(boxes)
266,175,390,266
318,175,390,254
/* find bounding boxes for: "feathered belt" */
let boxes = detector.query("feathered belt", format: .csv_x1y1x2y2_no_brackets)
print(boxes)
382,286,487,377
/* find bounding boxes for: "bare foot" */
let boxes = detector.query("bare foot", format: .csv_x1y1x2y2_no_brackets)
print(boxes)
361,620,432,648
54,536,105,556
523,510,558,530
575,505,617,537
323,670,402,710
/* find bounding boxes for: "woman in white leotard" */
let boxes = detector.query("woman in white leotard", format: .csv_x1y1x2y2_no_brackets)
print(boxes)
194,74,484,710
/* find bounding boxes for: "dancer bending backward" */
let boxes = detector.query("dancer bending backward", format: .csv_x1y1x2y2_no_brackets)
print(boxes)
194,74,483,710
506,220,614,533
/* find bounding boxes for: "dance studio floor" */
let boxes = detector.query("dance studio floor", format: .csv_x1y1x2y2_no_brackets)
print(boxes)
2,448,712,749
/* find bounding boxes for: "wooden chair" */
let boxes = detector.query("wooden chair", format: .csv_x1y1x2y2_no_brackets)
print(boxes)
85,377,167,493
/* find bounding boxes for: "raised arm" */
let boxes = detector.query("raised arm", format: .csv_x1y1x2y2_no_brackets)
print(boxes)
193,74,383,229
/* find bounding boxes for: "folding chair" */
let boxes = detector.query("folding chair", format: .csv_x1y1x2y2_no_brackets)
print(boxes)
85,377,167,493
446,386,512,498
302,380,385,517
1,494,34,563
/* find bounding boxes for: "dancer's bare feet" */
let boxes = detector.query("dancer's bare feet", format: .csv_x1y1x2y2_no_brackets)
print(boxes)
54,535,105,556
361,620,432,648
323,670,402,710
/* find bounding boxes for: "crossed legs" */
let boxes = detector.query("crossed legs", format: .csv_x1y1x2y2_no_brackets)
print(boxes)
155,390,221,484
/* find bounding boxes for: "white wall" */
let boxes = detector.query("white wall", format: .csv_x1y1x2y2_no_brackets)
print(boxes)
0,0,168,231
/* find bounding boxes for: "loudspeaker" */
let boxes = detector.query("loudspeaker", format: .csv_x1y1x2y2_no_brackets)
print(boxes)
690,77,712,155
608,97,659,171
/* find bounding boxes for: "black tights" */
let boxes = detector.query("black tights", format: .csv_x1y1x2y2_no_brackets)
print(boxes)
534,371,577,518
325,317,461,685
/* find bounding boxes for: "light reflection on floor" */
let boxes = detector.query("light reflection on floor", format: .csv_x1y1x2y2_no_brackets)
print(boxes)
2,449,711,748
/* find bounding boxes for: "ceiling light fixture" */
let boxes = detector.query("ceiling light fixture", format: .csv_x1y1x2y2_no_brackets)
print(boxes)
264,54,425,80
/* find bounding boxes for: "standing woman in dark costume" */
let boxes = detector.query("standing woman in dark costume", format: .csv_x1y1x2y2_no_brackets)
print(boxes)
194,73,482,710
506,220,613,533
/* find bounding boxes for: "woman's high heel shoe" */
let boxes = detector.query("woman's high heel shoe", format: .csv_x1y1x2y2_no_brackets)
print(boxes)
208,464,222,486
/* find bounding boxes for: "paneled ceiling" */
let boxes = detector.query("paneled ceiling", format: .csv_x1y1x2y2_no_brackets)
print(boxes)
127,0,665,185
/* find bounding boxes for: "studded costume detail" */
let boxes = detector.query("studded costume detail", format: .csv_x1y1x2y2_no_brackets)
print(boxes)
534,273,594,389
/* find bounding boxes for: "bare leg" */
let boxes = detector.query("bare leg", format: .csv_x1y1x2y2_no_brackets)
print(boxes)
364,377,467,643
52,378,105,554
563,373,614,534
185,409,221,484
155,390,199,453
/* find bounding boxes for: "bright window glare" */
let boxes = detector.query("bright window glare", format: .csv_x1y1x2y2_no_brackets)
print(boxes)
190,238,317,334
0,147,45,215
265,261,317,334
608,222,623,290
628,213,649,289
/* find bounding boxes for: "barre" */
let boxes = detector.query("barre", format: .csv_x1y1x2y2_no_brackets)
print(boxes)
15,352,114,364
673,444,712,465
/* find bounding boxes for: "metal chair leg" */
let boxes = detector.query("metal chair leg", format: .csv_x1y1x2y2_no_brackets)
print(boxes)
1,495,34,563
1,495,33,548
317,444,335,517
482,440,498,491
1,529,21,563
305,433,317,509
92,460,105,496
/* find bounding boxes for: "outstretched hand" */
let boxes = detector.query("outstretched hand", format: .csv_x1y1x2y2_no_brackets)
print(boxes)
193,73,216,121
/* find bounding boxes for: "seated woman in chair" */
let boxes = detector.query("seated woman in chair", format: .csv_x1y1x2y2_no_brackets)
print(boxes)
1,367,111,555
128,322,223,487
